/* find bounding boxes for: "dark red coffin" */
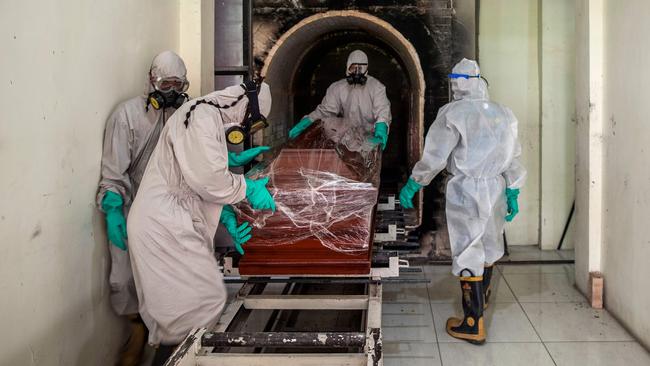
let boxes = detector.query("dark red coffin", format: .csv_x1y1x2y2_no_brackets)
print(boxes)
237,124,380,276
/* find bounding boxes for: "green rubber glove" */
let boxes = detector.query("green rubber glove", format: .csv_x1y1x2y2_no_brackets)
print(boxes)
245,177,276,211
288,117,313,140
220,205,252,255
399,178,422,209
370,122,389,151
228,146,271,167
101,191,128,250
505,188,520,222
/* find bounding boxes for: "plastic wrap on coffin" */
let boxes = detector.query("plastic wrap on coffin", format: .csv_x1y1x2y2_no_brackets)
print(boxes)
237,123,380,276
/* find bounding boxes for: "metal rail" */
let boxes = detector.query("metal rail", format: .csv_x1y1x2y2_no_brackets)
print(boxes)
201,331,366,348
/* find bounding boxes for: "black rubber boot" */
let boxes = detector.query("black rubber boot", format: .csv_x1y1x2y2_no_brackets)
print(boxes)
446,273,486,345
483,265,494,310
151,345,177,366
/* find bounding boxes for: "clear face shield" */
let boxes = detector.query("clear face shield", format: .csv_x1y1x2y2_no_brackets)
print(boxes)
447,73,489,101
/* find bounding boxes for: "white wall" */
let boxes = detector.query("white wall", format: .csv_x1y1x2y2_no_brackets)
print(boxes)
540,0,576,250
0,1,179,364
180,0,203,98
599,0,650,348
179,0,216,97
574,0,604,294
479,0,576,248
479,0,540,245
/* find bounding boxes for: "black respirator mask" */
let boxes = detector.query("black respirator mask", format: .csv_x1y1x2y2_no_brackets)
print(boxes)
148,90,189,110
225,80,269,145
181,80,268,146
147,75,190,110
346,64,368,85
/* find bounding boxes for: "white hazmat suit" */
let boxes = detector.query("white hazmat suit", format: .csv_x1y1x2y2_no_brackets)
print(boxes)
410,59,526,276
307,50,392,134
127,83,272,345
97,51,187,315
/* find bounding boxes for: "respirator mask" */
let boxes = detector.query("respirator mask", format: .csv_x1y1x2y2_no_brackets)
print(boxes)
181,80,269,146
223,80,269,145
346,63,368,85
148,75,189,110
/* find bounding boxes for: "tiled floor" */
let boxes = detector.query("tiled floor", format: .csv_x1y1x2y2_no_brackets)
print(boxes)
383,263,650,366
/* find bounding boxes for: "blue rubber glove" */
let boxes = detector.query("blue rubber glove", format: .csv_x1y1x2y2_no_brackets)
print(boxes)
399,178,422,209
505,188,520,222
220,205,252,255
228,146,271,167
370,122,389,151
288,117,313,140
101,191,128,250
245,177,276,211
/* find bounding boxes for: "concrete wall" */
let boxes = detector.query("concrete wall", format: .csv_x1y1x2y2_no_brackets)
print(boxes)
574,0,605,297
479,0,576,248
0,1,179,364
180,0,215,96
479,0,540,245
540,0,576,250
599,0,650,348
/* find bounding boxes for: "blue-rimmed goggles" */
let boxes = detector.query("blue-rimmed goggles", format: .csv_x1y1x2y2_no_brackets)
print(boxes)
448,73,481,79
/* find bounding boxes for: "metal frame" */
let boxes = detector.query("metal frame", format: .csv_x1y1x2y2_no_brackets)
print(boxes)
214,0,253,82
166,281,384,366
222,253,405,278
376,194,396,211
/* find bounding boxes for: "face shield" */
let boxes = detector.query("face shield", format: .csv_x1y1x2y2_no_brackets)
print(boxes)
447,73,488,101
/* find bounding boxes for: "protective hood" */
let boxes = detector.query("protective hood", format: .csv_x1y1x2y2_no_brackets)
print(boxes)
202,82,272,125
346,50,369,76
450,58,489,101
146,51,188,94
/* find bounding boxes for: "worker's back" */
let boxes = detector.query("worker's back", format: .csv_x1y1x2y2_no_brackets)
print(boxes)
442,98,520,181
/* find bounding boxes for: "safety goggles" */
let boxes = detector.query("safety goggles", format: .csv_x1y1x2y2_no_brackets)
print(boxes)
151,76,190,93
448,73,489,88
448,73,481,80
348,63,368,75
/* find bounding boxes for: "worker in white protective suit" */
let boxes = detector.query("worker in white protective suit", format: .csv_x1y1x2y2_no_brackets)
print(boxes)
399,59,526,345
97,50,189,366
126,81,275,365
288,50,392,151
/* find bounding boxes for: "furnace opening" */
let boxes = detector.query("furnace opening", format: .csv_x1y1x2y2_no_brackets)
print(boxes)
262,11,425,226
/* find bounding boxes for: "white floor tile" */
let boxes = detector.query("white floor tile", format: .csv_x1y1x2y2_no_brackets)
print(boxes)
546,342,650,366
423,265,455,276
430,302,540,343
504,272,587,303
522,302,634,342
439,342,555,366
382,302,437,342
383,342,442,366
383,283,430,304
557,249,575,260
499,264,573,275
426,274,463,303
503,245,564,261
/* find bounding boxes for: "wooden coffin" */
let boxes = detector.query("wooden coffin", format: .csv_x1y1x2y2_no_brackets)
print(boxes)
237,124,380,276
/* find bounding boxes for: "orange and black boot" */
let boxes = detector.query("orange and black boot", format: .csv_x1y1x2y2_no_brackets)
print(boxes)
446,273,486,345
483,265,494,309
